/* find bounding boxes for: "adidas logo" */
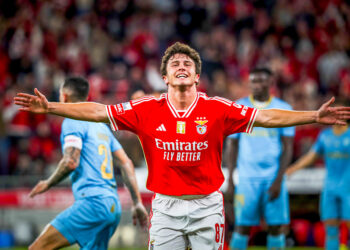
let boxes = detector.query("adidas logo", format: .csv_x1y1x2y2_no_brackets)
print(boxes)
156,124,166,131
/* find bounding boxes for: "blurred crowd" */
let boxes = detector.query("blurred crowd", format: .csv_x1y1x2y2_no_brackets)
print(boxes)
1,0,349,176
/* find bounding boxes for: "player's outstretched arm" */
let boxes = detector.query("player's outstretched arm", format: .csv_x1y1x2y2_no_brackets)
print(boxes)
113,149,149,229
29,147,81,198
14,88,108,123
254,97,350,128
285,150,318,176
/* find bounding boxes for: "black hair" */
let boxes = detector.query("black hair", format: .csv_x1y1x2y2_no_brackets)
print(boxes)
62,76,90,102
249,67,273,76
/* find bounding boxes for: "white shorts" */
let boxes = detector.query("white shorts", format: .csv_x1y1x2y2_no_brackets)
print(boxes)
149,191,225,250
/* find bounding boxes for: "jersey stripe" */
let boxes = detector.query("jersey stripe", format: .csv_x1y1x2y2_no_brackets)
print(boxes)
183,93,199,118
106,105,119,131
166,95,179,118
246,108,258,133
211,97,232,106
132,96,156,105
166,93,200,118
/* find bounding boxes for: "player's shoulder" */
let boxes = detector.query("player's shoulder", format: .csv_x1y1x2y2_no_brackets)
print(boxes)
322,127,333,135
272,97,292,109
62,118,87,129
131,94,166,107
198,92,233,107
318,127,332,139
236,96,250,105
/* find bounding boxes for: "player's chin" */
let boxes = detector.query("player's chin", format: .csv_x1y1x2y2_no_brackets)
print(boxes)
175,80,195,86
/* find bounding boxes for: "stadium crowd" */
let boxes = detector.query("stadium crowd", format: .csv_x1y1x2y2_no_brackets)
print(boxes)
1,0,350,178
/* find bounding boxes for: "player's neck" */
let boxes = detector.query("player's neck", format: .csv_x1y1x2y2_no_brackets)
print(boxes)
250,94,272,109
333,125,348,135
252,94,270,102
168,85,197,110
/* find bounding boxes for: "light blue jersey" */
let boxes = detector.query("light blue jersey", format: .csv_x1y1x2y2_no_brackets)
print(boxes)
60,119,122,200
312,127,350,191
312,127,350,221
230,96,294,227
229,96,295,180
52,119,123,249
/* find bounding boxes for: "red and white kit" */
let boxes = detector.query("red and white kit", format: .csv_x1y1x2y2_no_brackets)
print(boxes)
106,92,258,249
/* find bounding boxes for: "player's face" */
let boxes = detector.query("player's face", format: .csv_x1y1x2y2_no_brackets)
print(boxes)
163,53,199,88
249,73,271,97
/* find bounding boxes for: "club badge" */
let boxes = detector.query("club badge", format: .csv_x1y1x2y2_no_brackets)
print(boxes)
195,119,208,135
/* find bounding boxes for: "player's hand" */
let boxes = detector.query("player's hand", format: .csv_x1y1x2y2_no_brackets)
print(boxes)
268,180,281,201
29,180,50,198
14,88,49,114
132,202,149,230
285,166,296,176
316,97,350,125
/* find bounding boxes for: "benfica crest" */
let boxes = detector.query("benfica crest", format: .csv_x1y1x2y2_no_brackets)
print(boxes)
194,119,208,135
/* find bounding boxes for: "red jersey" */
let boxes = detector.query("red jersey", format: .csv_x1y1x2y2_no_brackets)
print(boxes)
106,92,258,195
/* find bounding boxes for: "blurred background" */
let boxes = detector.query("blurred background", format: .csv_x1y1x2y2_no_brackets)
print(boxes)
0,0,349,248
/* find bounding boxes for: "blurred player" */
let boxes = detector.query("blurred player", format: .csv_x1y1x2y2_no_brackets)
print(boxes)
226,68,294,250
28,77,148,250
287,103,350,250
14,42,350,249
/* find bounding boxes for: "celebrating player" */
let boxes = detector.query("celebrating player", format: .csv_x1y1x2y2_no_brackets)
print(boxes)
286,103,350,250
27,77,148,250
225,68,294,250
14,42,350,249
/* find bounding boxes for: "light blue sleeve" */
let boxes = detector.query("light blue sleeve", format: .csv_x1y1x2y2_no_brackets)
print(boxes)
311,132,324,155
228,133,240,139
280,102,295,137
107,127,122,152
61,119,86,142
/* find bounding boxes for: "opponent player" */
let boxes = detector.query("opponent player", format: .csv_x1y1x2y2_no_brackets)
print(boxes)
226,68,294,250
27,77,148,250
286,106,350,250
14,42,350,249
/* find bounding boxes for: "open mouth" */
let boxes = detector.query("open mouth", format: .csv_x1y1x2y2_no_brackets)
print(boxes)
176,74,188,79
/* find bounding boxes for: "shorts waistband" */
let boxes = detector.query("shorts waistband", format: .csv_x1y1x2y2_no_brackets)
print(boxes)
156,191,217,200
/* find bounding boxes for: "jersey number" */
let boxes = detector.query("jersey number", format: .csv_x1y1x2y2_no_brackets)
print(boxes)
215,223,225,243
98,144,114,179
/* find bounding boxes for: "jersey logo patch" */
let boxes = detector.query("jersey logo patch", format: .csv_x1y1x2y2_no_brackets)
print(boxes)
240,105,248,116
122,102,132,111
116,103,124,114
176,121,186,134
195,119,208,135
156,124,166,131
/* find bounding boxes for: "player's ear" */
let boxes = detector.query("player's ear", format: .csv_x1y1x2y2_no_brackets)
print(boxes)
162,75,169,85
195,74,200,85
63,93,70,103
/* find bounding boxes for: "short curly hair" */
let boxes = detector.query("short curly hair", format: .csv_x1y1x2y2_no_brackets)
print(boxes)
160,42,202,76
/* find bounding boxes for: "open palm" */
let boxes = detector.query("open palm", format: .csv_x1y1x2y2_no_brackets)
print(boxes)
14,88,49,114
316,97,350,125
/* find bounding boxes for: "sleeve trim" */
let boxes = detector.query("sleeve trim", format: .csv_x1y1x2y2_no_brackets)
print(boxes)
105,105,119,131
246,108,259,133
63,135,82,150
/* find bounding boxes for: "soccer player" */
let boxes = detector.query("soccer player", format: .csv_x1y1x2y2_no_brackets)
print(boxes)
27,77,148,250
225,67,294,250
14,42,350,249
286,110,350,250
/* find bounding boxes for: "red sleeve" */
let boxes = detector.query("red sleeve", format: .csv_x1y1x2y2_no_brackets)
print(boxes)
105,101,139,133
224,102,258,135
